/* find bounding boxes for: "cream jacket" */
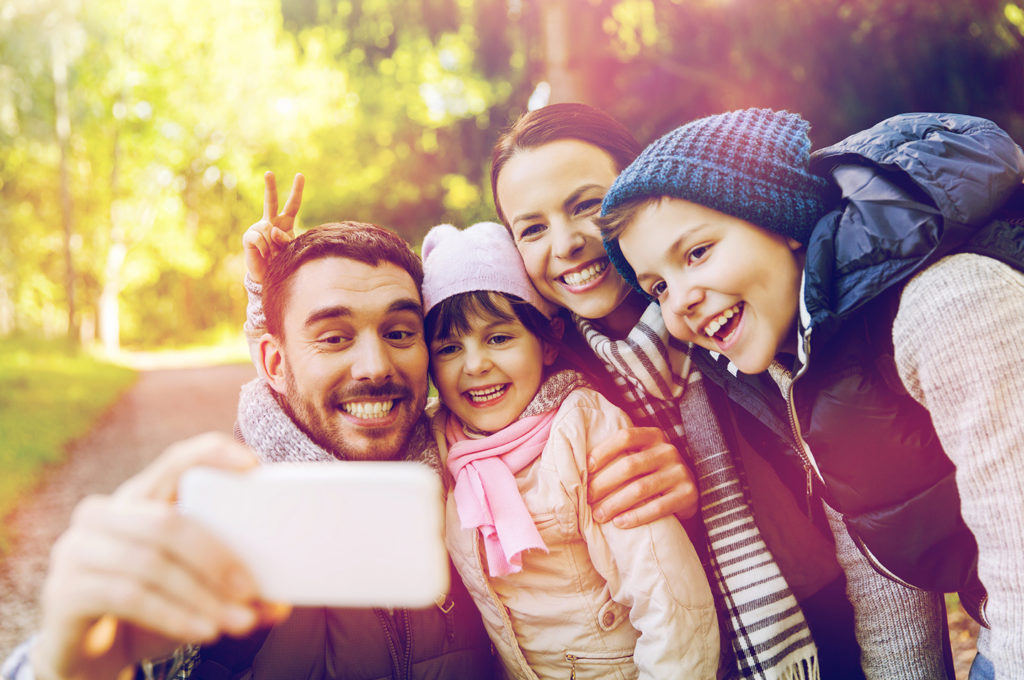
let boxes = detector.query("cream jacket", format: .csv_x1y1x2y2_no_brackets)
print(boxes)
434,387,718,680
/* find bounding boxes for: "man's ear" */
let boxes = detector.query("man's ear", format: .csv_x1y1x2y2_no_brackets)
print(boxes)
786,237,803,252
259,333,288,395
541,316,565,366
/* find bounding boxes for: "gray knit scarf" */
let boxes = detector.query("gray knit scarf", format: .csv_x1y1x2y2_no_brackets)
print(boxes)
577,304,819,680
236,377,441,476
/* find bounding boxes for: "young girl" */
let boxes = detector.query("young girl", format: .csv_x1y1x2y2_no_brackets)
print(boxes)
419,220,719,680
598,108,1024,680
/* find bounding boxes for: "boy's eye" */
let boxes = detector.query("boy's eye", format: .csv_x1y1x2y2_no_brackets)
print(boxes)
687,244,711,265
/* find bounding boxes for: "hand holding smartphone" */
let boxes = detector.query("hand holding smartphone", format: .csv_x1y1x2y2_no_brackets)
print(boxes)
178,462,448,608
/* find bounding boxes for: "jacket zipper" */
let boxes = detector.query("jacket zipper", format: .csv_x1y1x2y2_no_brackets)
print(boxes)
565,652,633,679
787,328,922,591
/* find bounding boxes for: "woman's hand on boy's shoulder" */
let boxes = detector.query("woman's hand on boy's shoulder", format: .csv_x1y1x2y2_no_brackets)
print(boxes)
586,427,698,529
243,171,304,284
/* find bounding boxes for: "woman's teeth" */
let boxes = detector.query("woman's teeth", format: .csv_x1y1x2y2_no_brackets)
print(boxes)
562,261,607,287
342,400,394,418
704,304,741,337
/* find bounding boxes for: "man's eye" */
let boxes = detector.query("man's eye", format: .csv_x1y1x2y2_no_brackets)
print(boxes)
385,329,417,342
320,335,345,345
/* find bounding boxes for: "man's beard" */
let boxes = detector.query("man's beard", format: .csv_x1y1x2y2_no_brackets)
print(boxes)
282,367,420,461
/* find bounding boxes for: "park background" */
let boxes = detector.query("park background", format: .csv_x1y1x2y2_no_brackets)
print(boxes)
1,0,1022,672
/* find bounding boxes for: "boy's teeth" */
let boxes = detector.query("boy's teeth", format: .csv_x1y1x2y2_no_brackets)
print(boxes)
342,400,394,418
467,385,507,402
704,304,740,337
562,261,607,287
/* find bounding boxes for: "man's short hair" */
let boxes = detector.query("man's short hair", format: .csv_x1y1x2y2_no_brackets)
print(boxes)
263,222,424,338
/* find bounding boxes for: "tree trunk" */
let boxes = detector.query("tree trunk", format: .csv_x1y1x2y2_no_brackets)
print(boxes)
536,0,590,104
51,33,77,342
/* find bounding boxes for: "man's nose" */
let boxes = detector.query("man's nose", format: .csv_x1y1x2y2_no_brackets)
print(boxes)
350,336,394,381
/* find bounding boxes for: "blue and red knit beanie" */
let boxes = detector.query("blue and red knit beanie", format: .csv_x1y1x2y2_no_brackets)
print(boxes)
601,108,834,294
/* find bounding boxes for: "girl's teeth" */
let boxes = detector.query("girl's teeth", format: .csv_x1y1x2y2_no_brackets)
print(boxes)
468,385,507,402
343,400,394,418
562,261,607,287
704,304,741,337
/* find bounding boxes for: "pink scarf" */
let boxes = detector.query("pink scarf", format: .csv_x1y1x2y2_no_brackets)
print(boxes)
445,410,557,577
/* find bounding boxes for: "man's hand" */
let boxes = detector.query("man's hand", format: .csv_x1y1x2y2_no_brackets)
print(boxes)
242,171,305,284
587,427,698,529
30,433,285,680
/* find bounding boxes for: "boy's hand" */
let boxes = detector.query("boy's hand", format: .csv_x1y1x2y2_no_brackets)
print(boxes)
243,171,305,284
587,427,698,529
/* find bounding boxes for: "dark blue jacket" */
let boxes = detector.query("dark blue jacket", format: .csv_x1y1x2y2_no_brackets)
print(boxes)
699,112,1024,625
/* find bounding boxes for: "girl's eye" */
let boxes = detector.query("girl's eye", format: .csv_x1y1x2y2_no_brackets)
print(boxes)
687,244,711,265
650,281,667,298
488,334,513,346
433,344,459,356
573,198,602,216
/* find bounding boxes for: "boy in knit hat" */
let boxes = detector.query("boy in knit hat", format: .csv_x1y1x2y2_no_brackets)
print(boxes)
598,108,1024,679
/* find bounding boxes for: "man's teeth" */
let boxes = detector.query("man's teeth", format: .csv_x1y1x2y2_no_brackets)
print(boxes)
562,261,607,287
341,400,394,418
467,385,507,403
704,304,741,337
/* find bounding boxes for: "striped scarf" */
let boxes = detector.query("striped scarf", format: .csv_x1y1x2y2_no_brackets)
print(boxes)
576,304,819,680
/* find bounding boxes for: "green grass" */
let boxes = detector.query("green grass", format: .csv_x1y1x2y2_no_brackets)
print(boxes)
0,337,137,551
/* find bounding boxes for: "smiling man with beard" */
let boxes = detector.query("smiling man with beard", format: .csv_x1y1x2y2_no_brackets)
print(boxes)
3,222,497,680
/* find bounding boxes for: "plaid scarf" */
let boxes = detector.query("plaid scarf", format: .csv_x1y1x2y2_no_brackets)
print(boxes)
576,304,819,680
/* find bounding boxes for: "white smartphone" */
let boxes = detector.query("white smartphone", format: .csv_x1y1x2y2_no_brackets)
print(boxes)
178,461,448,608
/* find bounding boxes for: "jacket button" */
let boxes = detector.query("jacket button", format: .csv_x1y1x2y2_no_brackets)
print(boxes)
602,611,615,627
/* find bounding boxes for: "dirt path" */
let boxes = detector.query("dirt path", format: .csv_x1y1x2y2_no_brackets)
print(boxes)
0,362,256,661
0,361,980,675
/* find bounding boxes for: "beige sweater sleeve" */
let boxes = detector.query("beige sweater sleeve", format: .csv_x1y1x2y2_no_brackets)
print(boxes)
893,253,1024,677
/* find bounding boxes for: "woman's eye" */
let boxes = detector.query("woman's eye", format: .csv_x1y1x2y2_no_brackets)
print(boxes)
573,198,602,215
518,223,545,240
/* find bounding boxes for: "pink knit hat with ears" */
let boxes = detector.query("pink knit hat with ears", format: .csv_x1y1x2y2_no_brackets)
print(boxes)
421,222,557,318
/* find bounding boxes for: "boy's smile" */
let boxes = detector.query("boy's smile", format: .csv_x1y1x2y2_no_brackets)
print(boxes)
617,198,805,374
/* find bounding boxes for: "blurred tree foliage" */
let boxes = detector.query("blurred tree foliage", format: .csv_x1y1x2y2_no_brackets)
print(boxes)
0,0,1021,348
